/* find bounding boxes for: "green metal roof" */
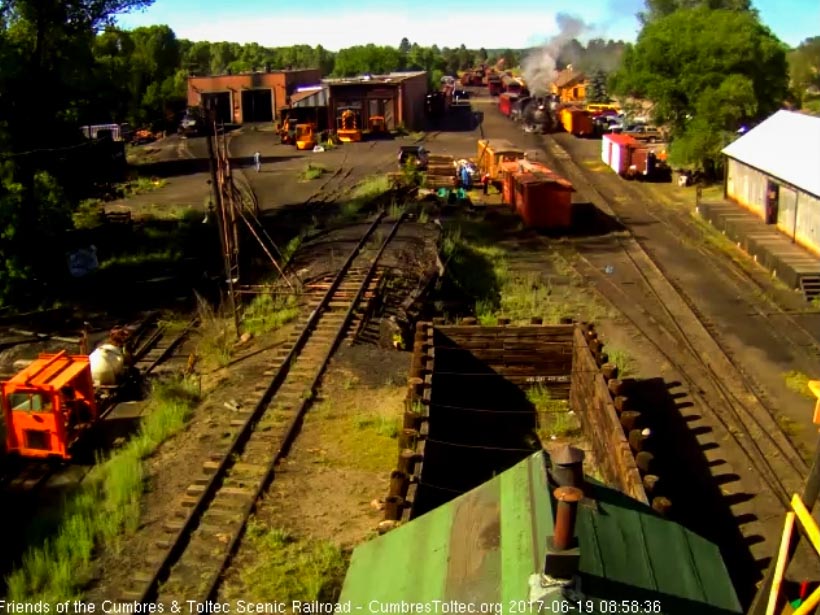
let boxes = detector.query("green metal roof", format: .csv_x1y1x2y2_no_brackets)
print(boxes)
339,452,742,615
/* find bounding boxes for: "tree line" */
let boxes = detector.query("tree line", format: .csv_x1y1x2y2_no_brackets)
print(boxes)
609,0,819,173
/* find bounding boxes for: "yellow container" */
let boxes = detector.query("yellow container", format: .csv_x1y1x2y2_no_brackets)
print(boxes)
476,139,526,181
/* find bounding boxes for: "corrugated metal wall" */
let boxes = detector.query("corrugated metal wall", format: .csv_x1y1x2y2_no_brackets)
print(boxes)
726,158,767,218
776,185,797,236
795,192,820,256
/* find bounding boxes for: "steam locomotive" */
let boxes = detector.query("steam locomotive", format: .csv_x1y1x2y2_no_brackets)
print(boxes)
512,95,560,134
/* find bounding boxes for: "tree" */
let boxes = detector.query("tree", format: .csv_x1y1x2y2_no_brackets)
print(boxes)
787,37,820,106
398,37,411,54
478,47,488,63
588,70,609,102
610,7,788,170
639,0,755,24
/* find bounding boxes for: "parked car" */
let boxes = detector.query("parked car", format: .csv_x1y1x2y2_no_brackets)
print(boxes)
398,145,429,170
623,125,664,142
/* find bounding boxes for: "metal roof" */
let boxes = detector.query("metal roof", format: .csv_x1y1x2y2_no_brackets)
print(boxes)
5,352,90,391
290,86,329,108
323,71,426,86
340,452,742,614
722,110,820,198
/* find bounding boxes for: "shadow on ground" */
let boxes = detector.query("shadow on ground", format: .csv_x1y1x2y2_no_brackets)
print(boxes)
629,376,763,608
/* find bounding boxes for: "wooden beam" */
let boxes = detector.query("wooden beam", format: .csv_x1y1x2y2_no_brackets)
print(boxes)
765,512,795,615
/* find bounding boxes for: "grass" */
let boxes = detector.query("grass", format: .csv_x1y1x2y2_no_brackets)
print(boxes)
5,377,201,602
784,370,817,399
441,220,612,324
307,367,404,473
223,522,347,603
98,249,181,271
776,413,804,437
350,175,391,201
604,346,636,378
242,292,300,337
299,163,326,181
122,176,167,196
72,199,105,229
194,294,236,370
527,385,580,440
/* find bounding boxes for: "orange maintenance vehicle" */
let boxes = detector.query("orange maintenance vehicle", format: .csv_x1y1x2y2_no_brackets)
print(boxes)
337,108,363,142
2,352,99,460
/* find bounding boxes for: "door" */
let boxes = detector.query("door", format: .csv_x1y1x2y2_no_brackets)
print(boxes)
765,181,779,224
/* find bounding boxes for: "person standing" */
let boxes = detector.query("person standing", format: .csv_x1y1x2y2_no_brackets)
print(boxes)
253,151,261,172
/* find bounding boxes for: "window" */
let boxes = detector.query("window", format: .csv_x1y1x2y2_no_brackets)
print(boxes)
7,392,51,412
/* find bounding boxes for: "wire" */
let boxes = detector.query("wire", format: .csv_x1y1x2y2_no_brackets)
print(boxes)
424,437,539,453
415,480,465,495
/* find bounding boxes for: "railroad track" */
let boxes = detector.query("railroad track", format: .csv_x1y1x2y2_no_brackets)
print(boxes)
121,211,405,606
520,133,817,570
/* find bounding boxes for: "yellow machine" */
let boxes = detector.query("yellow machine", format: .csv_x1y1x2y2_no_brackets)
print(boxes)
337,109,362,142
295,123,316,150
369,115,386,135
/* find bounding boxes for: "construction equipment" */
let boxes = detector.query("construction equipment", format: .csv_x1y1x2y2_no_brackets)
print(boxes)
337,108,362,142
1,321,143,460
277,117,298,144
295,123,317,150
368,115,387,137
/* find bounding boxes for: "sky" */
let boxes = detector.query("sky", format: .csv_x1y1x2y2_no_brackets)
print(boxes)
115,0,819,50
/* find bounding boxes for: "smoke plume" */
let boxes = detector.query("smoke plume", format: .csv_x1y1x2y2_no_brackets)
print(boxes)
521,13,590,96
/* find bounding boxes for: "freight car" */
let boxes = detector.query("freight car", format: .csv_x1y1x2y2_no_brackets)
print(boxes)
601,133,671,181
498,92,520,117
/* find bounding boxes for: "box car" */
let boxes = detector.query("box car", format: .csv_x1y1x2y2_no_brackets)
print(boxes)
476,139,526,183
498,93,520,117
602,133,641,175
560,107,594,137
513,170,575,229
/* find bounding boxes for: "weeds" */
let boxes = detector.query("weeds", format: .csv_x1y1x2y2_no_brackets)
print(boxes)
350,175,391,201
527,385,580,441
388,200,405,219
5,376,200,601
195,294,235,370
98,249,181,271
605,347,636,378
299,164,326,181
72,199,105,229
353,414,400,438
418,209,430,224
242,293,300,337
223,522,347,603
784,370,816,398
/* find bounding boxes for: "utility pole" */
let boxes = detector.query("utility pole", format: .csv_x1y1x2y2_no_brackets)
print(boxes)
203,103,240,338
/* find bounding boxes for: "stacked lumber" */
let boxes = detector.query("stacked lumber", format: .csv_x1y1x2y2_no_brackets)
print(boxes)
425,154,456,189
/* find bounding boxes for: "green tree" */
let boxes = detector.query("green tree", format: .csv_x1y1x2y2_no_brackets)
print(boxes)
398,37,411,54
588,70,609,102
478,47,488,63
639,0,755,24
610,7,788,170
787,36,820,106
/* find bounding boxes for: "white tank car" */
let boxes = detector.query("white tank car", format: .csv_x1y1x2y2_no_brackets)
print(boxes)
89,343,126,388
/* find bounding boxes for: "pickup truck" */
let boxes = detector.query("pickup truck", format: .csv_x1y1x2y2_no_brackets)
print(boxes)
622,125,664,142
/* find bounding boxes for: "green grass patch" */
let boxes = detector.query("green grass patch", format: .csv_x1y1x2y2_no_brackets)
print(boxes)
310,400,400,473
352,413,400,438
604,346,636,378
98,249,181,271
441,221,611,324
222,522,347,603
5,377,200,602
527,385,580,440
299,164,327,181
121,176,167,196
72,199,105,230
776,413,804,437
784,370,816,399
242,293,300,337
350,175,391,201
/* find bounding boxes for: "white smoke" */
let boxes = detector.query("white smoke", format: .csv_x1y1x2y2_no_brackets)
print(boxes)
521,13,590,97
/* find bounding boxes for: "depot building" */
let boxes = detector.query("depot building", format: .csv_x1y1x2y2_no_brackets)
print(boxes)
186,68,321,124
187,69,428,131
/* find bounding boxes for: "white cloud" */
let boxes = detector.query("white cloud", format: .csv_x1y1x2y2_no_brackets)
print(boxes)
155,10,639,50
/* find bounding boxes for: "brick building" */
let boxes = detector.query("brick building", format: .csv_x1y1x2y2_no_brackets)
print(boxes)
323,71,428,131
187,69,321,124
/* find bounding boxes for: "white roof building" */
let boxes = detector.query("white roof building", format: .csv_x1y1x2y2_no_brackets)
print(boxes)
722,110,820,198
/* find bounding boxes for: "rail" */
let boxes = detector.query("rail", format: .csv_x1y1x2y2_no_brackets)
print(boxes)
125,211,405,605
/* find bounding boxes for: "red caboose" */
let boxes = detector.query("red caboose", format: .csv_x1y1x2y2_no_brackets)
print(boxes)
2,352,99,460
